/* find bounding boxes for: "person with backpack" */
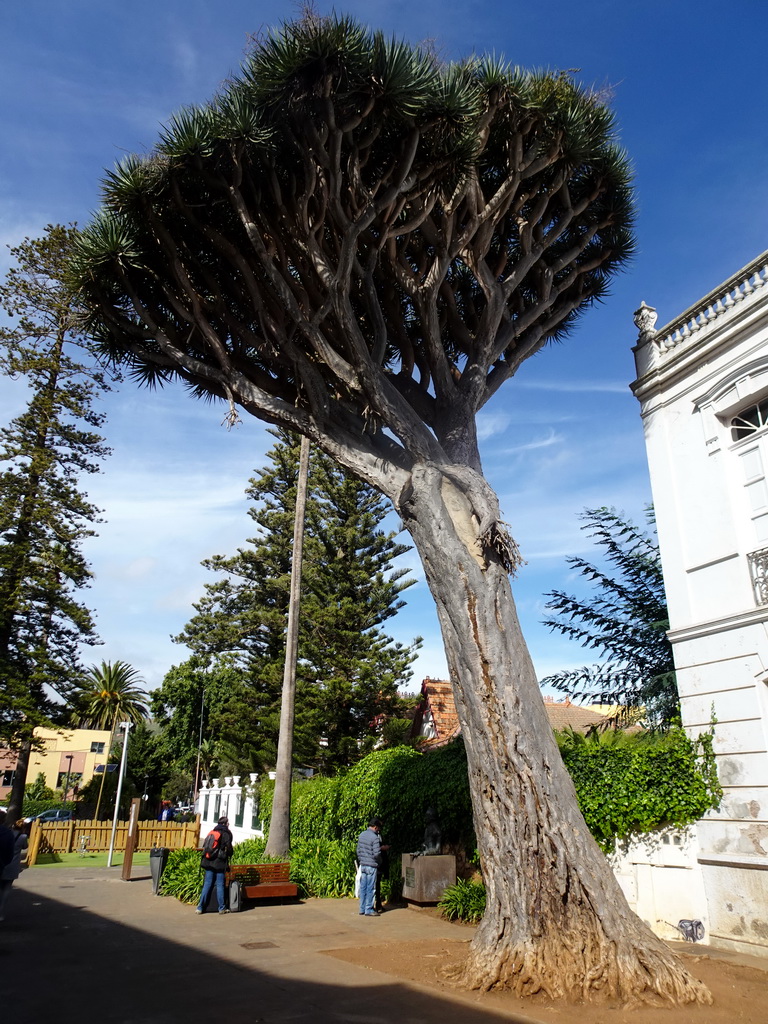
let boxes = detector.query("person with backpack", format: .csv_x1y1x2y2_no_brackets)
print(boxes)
196,815,233,915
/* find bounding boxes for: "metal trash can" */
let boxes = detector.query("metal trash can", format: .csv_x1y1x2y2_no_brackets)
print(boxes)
229,879,242,913
149,847,170,895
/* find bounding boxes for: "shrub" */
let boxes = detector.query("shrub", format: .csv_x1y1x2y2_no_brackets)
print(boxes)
158,847,203,903
289,839,356,898
438,879,486,923
230,837,267,864
557,725,722,850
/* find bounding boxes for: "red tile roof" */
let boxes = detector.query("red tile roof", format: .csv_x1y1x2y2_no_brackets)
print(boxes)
412,680,611,748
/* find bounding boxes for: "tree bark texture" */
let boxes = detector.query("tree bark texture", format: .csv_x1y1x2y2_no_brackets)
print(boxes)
398,462,710,1006
5,738,32,824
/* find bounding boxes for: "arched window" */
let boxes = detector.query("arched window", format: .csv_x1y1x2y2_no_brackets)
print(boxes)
731,398,768,440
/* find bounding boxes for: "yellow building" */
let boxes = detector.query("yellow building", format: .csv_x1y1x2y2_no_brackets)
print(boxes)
0,727,113,801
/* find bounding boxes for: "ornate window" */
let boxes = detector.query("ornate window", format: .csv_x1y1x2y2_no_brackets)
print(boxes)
731,398,768,440
729,399,768,545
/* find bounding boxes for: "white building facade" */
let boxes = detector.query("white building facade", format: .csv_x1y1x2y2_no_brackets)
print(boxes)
197,775,264,844
631,251,768,958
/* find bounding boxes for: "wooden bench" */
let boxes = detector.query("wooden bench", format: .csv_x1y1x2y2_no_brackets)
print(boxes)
227,862,298,905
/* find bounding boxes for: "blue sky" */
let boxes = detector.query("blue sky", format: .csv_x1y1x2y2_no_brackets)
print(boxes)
1,1,766,694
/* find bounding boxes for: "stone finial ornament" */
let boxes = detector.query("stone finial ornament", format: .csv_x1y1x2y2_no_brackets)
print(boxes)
633,301,658,340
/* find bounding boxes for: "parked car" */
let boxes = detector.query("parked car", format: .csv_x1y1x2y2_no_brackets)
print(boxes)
23,809,73,824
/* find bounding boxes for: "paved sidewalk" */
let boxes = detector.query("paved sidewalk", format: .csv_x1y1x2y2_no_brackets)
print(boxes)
1,865,530,1024
4,865,765,1024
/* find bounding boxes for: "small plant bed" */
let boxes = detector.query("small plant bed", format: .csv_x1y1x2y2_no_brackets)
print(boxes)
438,879,486,924
228,862,298,909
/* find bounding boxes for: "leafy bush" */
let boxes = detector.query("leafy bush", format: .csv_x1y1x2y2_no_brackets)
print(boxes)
158,847,203,903
438,879,486,923
230,837,267,864
280,742,474,858
26,773,56,801
163,727,720,908
557,725,722,850
18,799,76,820
159,835,356,903
289,839,356,898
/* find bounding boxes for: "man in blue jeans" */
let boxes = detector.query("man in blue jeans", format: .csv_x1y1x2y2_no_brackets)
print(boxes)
356,817,382,916
196,815,233,914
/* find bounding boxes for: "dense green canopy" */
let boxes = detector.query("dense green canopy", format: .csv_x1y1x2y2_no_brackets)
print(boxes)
70,15,633,477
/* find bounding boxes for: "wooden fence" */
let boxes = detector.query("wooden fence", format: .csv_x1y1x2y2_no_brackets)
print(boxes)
27,817,201,864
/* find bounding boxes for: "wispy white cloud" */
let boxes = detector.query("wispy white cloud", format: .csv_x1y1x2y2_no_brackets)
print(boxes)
477,411,511,440
498,429,562,455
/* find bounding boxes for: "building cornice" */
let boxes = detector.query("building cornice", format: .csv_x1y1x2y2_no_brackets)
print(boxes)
667,604,768,645
631,252,768,399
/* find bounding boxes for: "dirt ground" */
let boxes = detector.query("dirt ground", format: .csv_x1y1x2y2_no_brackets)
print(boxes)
324,931,768,1024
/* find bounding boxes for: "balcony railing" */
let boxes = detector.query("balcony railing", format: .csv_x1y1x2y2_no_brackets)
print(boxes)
747,546,768,606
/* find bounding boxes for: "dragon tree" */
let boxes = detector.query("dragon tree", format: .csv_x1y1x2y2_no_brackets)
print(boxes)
70,14,710,1005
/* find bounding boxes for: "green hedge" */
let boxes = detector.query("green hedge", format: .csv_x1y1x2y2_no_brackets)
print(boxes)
161,728,721,908
262,742,473,858
558,727,722,850
268,728,719,859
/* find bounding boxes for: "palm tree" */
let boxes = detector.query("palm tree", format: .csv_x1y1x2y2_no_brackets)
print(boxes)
74,660,148,817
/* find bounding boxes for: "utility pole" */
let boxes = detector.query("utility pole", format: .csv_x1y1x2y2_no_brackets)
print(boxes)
193,688,205,804
107,722,132,867
264,434,309,858
62,753,74,804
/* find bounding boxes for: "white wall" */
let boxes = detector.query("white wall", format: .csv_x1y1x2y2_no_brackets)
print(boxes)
197,775,264,845
632,254,768,957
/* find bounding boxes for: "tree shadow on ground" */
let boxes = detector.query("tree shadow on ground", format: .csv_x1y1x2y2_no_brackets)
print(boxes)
1,884,526,1024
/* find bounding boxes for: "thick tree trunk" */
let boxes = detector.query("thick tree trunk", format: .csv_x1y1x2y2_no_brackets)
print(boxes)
5,738,32,823
398,462,710,1006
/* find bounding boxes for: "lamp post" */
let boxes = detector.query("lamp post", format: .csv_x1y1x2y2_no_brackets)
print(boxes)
62,753,74,804
107,722,132,868
193,688,205,805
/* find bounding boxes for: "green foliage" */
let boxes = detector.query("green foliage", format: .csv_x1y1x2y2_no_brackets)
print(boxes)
70,14,634,529
0,226,108,755
438,879,486,924
158,847,203,904
556,726,722,850
289,839,357,898
162,729,721,906
18,798,76,819
265,743,474,862
230,837,267,864
166,429,420,775
25,772,55,801
72,660,149,728
542,507,679,728
270,730,719,867
150,657,241,779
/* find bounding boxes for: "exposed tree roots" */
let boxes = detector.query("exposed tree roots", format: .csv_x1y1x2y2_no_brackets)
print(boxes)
442,928,713,1008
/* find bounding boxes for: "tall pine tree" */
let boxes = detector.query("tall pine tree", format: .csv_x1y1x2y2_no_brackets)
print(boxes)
0,225,109,819
167,428,419,774
541,507,678,729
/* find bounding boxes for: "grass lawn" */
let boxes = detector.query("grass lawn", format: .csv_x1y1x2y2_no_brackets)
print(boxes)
33,851,152,869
